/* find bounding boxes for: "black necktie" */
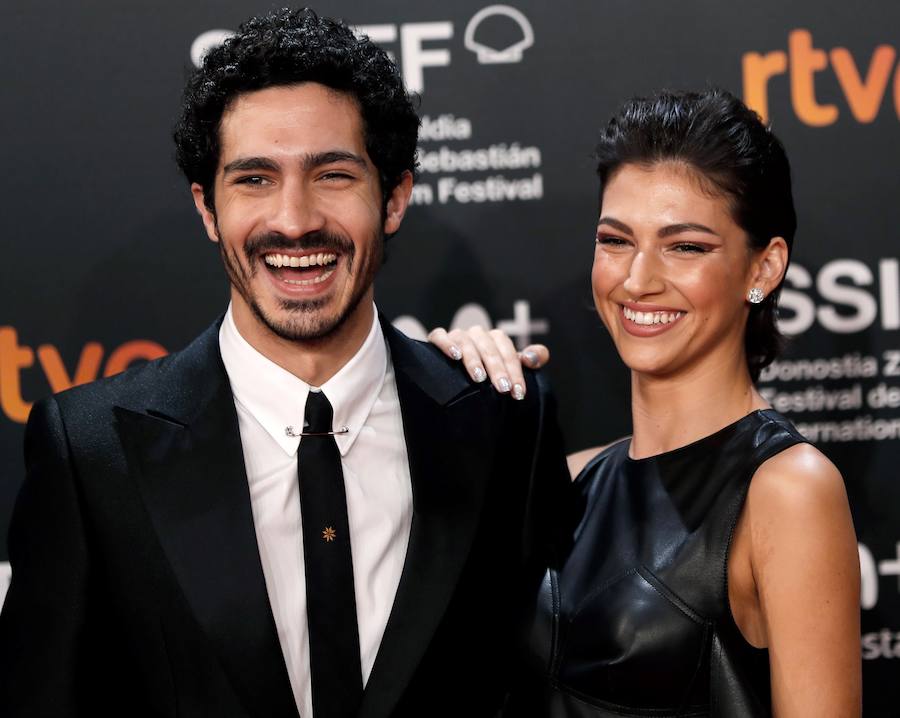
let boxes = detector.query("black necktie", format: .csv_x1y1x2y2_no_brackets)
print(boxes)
298,390,363,718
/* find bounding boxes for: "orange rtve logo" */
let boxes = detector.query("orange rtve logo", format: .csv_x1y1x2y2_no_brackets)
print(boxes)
0,326,167,424
743,29,900,126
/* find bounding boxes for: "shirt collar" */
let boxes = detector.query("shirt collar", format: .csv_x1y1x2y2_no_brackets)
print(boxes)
219,303,387,457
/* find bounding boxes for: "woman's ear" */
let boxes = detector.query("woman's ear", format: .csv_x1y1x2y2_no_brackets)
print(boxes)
749,237,789,297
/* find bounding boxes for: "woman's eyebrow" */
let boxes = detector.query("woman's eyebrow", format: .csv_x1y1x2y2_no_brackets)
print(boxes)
658,222,718,238
597,217,633,235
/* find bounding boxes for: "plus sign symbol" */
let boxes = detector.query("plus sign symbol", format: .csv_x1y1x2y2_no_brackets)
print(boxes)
495,301,549,350
879,542,900,590
390,299,550,346
859,541,900,610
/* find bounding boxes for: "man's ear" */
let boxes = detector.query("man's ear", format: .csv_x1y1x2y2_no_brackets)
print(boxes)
749,236,789,296
383,171,414,236
191,183,220,243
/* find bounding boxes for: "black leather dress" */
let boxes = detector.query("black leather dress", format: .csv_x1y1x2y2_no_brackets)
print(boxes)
505,410,806,717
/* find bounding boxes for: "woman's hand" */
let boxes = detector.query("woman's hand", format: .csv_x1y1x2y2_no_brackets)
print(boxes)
427,326,549,399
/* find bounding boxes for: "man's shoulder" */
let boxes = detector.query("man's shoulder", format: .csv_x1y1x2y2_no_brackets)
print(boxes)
383,321,551,418
50,319,223,419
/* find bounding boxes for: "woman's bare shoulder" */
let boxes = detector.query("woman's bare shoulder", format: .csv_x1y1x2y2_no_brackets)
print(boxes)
744,441,855,586
748,442,846,514
567,438,628,480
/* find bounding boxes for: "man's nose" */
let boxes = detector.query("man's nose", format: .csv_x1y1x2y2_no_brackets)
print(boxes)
267,179,326,238
622,250,665,298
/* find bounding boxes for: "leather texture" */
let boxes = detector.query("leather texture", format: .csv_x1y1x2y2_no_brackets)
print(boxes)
504,410,806,718
0,316,570,718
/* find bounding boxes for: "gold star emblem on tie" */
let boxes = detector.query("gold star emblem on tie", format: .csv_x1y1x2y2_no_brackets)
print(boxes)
322,526,337,542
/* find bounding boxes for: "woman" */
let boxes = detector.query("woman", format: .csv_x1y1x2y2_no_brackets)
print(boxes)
429,89,860,716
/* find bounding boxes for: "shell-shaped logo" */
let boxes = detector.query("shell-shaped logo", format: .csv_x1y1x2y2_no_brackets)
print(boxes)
190,29,234,68
464,5,534,64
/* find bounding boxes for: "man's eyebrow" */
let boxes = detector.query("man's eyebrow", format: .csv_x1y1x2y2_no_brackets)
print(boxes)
222,152,368,175
657,222,718,238
302,151,368,171
222,157,281,174
597,217,634,235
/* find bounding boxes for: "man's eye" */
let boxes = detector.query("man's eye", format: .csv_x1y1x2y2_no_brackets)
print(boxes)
235,176,268,185
320,171,354,182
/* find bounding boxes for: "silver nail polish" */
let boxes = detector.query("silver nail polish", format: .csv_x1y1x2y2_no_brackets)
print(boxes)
512,384,525,400
449,345,462,360
498,377,511,393
522,350,538,367
473,367,487,382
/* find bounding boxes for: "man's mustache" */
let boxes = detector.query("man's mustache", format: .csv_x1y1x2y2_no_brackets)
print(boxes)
244,230,355,261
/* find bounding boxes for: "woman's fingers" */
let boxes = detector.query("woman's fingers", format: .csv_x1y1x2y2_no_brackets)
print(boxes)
448,328,490,384
518,344,550,369
469,327,526,399
428,328,552,400
429,327,488,383
426,327,462,360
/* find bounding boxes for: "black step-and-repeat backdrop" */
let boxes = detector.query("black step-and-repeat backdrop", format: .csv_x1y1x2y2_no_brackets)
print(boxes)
2,1,898,713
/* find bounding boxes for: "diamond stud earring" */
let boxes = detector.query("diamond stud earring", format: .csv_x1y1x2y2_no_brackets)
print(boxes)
747,287,765,304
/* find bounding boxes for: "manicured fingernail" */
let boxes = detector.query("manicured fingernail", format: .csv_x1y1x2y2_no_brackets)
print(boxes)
512,383,525,400
522,350,538,367
498,377,511,393
449,345,462,360
473,366,487,382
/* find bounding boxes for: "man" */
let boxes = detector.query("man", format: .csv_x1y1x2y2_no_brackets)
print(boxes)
0,9,568,718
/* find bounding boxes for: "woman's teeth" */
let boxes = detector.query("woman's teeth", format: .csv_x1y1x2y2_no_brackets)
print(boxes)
264,252,337,268
623,306,683,325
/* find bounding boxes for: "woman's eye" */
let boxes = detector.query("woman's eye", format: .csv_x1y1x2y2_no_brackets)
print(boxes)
596,234,629,247
672,243,707,254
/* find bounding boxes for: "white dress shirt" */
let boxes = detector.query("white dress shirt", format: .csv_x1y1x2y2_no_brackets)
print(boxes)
219,304,413,718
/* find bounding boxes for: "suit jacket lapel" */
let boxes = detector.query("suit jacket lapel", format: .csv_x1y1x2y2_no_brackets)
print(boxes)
115,322,298,718
359,322,498,718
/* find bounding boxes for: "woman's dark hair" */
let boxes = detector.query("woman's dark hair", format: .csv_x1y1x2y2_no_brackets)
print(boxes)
594,88,796,381
173,8,419,213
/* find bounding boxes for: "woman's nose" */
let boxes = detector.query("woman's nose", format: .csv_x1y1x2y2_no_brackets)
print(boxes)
622,250,665,298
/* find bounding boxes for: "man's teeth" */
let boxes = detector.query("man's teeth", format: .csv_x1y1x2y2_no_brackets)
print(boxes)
622,306,683,325
263,252,337,268
283,268,336,286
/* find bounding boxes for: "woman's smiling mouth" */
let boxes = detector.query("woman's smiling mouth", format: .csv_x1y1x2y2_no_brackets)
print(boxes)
619,303,686,336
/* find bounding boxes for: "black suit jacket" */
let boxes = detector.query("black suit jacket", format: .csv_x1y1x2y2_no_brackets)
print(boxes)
0,318,569,718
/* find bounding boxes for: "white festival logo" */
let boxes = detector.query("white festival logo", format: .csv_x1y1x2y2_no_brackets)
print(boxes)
189,5,536,89
190,29,234,67
464,5,535,64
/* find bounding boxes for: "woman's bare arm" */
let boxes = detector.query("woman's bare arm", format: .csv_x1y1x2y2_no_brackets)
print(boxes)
745,444,861,717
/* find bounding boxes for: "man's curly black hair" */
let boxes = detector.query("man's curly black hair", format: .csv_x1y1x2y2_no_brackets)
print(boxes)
173,8,420,212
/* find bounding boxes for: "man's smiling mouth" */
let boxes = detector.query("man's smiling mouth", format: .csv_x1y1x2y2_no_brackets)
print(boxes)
263,251,338,286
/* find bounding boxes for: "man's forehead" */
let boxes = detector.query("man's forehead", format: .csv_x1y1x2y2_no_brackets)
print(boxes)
218,83,366,153
227,81,357,109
